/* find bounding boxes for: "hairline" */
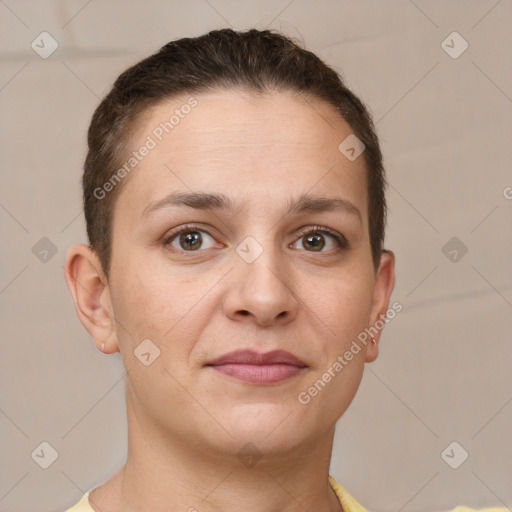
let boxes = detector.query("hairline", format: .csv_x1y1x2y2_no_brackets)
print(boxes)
95,85,378,279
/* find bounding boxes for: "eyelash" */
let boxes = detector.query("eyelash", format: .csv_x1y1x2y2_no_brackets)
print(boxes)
296,225,349,250
163,223,349,253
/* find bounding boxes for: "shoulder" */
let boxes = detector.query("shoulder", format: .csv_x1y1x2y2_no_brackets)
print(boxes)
329,475,368,512
64,492,94,512
445,508,509,512
328,476,509,512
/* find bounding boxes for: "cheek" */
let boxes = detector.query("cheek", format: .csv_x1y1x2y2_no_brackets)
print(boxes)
309,269,374,344
109,260,215,361
297,275,372,422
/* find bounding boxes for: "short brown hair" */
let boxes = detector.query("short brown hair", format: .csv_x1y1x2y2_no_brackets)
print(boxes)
83,28,387,278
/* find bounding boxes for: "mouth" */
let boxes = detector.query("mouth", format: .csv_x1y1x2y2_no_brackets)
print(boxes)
205,349,308,385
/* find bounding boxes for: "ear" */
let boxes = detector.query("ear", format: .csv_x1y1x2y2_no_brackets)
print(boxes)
64,244,119,354
365,250,396,363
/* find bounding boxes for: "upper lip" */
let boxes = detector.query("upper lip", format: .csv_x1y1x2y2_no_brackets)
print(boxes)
206,349,307,367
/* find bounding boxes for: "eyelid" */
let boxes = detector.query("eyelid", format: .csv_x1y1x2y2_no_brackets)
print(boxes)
163,223,220,249
163,223,349,252
293,225,349,250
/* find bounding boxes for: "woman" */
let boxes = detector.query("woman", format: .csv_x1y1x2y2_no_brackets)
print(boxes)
63,28,503,512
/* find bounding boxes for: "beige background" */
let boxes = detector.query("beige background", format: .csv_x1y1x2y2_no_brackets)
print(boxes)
1,1,511,511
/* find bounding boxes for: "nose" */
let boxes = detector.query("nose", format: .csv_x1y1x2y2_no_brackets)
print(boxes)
222,239,299,327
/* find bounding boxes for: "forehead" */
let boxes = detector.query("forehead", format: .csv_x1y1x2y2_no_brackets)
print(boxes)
117,89,367,220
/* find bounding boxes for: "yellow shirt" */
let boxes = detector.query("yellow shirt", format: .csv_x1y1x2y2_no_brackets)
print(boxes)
64,475,509,511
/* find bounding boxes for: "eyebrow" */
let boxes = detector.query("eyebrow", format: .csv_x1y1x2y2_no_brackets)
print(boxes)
141,191,362,223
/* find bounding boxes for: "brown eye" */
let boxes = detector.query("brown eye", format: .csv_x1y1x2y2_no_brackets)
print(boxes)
166,227,216,251
179,231,202,250
302,233,325,251
291,227,347,253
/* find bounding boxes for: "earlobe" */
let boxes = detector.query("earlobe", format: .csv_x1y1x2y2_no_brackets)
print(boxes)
365,250,396,363
64,244,119,354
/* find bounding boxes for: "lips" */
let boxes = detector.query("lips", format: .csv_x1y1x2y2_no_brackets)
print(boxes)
206,349,307,384
207,349,307,367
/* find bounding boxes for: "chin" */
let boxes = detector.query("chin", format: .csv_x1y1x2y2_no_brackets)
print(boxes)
211,430,306,463
218,403,309,449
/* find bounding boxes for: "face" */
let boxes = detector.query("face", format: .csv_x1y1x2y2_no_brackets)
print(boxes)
95,90,393,459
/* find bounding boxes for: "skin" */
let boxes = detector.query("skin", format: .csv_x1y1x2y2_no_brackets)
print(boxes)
65,89,395,512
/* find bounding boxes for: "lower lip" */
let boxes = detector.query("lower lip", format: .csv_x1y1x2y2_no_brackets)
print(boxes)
210,363,305,384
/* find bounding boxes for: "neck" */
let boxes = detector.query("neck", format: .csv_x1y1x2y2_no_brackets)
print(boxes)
89,395,343,512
